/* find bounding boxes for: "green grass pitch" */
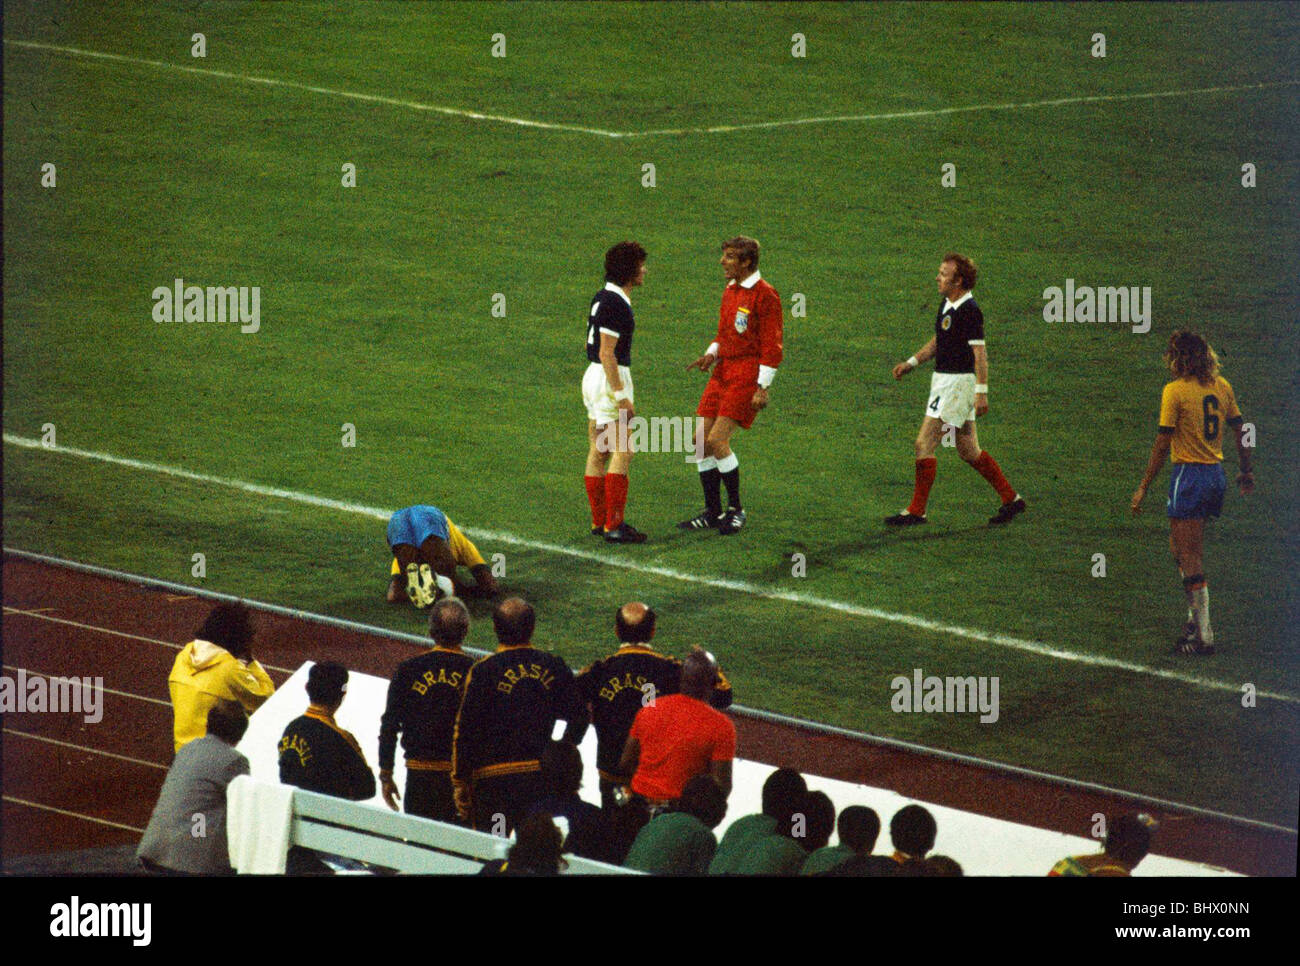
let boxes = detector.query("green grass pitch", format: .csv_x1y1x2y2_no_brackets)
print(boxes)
3,1,1298,825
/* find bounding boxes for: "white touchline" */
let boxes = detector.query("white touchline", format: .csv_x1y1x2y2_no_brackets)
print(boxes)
7,39,1297,139
6,433,1296,704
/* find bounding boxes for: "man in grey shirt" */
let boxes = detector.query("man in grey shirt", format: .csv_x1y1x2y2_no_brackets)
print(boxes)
138,702,250,874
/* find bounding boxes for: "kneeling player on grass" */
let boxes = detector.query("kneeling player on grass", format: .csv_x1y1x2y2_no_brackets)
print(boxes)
386,505,498,607
1130,331,1254,656
679,236,784,536
887,253,1025,527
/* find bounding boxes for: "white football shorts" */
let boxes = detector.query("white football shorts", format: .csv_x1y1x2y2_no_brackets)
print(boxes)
582,362,634,425
924,372,977,426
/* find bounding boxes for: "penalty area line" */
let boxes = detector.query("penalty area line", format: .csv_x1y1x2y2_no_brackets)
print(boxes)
4,432,1296,704
7,39,1296,140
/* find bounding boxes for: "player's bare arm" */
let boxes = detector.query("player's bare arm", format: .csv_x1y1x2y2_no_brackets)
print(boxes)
1131,432,1173,515
751,385,769,411
1233,422,1255,494
893,337,936,380
600,332,633,418
972,343,990,417
686,345,718,373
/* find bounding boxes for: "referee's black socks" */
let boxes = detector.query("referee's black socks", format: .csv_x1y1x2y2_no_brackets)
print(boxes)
717,453,741,512
698,458,723,519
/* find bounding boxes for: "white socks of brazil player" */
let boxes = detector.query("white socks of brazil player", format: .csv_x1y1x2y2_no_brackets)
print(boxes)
1192,584,1214,645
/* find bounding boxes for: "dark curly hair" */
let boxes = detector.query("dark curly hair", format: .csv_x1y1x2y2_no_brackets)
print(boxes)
604,241,647,286
196,602,255,660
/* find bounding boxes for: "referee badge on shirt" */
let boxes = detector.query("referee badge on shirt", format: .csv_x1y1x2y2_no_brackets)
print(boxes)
734,307,750,333
941,314,952,330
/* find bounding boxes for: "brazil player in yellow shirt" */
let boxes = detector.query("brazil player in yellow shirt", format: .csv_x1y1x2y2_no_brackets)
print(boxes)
1131,332,1255,654
386,505,499,606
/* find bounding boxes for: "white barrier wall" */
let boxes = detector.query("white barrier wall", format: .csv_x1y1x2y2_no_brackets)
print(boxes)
240,663,1236,876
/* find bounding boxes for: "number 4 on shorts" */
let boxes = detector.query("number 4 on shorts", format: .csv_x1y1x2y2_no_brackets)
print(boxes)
928,395,941,414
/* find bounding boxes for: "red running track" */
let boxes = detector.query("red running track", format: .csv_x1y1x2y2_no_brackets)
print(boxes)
2,553,1293,875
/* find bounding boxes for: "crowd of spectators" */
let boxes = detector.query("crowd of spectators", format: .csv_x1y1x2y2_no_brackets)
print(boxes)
146,599,1154,877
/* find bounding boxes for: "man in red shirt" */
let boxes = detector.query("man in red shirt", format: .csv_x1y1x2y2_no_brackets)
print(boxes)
617,647,735,806
679,237,784,536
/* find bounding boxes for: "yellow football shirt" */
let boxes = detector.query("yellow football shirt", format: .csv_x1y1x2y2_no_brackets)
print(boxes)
1158,376,1241,465
389,517,486,576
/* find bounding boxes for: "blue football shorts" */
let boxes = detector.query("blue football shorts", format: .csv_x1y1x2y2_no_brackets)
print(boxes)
1167,463,1226,520
387,505,451,548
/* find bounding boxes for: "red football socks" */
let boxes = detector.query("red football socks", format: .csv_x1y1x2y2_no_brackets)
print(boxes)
972,450,1017,504
584,475,607,530
907,458,938,517
604,473,629,531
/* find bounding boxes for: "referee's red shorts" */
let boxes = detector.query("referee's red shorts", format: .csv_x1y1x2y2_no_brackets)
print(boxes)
696,357,761,429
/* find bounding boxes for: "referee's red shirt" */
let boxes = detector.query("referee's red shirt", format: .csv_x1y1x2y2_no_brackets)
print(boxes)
628,693,736,801
714,276,784,368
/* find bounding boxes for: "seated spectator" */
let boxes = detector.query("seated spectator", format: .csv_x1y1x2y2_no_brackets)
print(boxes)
603,792,653,868
169,601,274,752
729,789,834,876
922,855,964,876
624,775,728,876
823,803,937,877
527,740,616,863
138,703,249,874
1049,814,1152,877
279,661,375,801
889,803,938,865
478,814,566,876
801,804,880,875
708,767,805,875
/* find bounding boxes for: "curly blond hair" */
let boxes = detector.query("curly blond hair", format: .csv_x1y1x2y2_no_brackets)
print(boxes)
1164,330,1221,385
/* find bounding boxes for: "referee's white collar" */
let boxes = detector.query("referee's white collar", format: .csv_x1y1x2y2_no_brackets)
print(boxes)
943,290,973,313
604,281,632,306
727,270,762,290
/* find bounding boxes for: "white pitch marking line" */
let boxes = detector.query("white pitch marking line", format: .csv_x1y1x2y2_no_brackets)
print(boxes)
4,729,169,771
6,39,1296,140
3,39,624,137
5,433,1296,704
1,796,145,834
2,606,298,676
625,80,1300,137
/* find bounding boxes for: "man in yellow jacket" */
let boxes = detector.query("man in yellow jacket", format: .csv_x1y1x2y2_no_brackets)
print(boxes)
168,602,276,752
